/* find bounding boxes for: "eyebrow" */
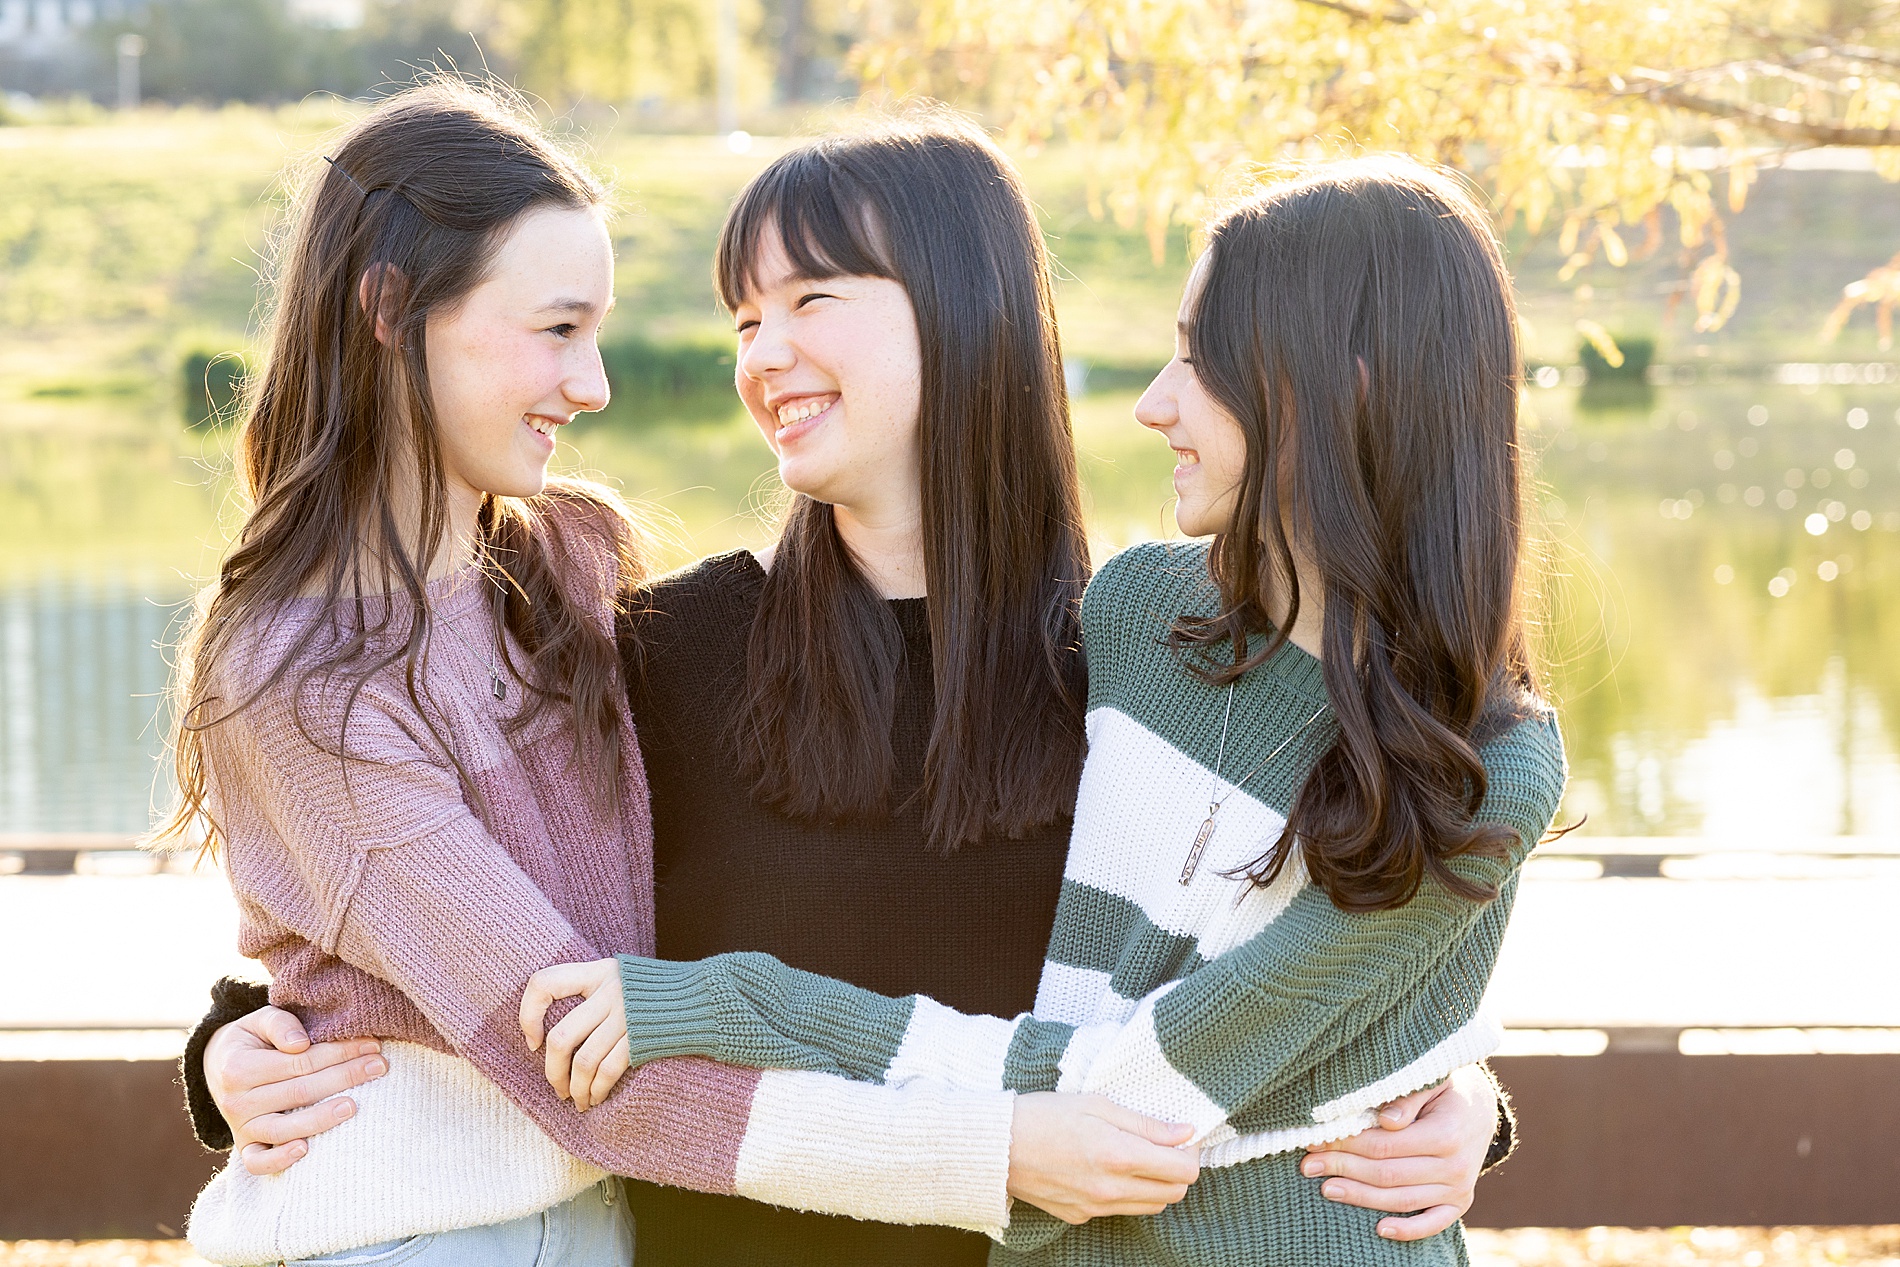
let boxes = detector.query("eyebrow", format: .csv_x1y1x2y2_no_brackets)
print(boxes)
733,268,858,305
537,297,616,316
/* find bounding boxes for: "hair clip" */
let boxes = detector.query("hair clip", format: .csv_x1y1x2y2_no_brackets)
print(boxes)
323,155,370,195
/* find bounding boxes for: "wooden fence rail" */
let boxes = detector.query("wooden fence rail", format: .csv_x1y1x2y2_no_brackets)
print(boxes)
1,1051,1896,1239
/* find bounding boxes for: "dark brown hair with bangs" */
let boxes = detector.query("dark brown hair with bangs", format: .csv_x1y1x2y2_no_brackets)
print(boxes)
154,80,643,853
710,114,1090,850
1177,156,1538,911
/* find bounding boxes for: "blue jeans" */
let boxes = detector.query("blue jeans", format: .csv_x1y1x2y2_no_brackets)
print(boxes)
287,1182,632,1267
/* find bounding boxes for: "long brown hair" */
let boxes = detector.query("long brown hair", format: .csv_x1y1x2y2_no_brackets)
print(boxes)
713,115,1090,851
1176,156,1538,911
153,81,641,852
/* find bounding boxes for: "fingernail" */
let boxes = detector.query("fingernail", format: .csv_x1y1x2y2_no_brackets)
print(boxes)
333,1099,355,1120
1378,1224,1397,1238
288,1029,308,1044
1323,1181,1342,1200
1380,1108,1403,1124
357,1040,381,1056
365,1058,388,1077
288,1141,306,1157
1301,1158,1323,1177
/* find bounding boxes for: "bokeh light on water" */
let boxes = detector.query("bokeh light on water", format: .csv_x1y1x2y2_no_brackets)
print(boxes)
1525,378,1900,840
2,376,1896,842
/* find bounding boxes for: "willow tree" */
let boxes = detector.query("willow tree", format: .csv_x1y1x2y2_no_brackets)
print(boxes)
858,0,1900,339
501,0,719,105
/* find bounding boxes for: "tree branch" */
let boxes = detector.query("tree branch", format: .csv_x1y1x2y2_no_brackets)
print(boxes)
1793,42,1900,73
1727,24,1900,73
1293,0,1418,24
1640,82,1900,147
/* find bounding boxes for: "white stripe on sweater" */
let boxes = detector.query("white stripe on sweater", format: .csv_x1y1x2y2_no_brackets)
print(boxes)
886,997,1019,1091
1069,709,1304,955
733,1070,1016,1237
1033,960,1115,1026
188,1042,603,1265
1068,982,1231,1140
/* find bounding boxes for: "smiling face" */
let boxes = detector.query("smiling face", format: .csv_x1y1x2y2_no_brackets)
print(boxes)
422,204,614,505
1135,256,1250,539
729,226,924,524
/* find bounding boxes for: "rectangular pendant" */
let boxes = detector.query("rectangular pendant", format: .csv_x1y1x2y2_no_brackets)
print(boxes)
492,675,507,702
1180,816,1217,885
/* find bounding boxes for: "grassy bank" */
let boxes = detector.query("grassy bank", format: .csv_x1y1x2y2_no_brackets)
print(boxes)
8,106,1896,417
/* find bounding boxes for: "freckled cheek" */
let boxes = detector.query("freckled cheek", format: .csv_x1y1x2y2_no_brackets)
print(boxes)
432,338,514,424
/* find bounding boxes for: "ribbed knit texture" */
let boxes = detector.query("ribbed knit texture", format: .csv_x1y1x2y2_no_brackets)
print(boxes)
190,1041,612,1263
615,541,1568,1267
618,550,1070,1266
186,535,1033,1263
185,500,771,1262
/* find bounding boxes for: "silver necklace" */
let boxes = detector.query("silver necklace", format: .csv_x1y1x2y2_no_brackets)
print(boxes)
1180,689,1328,885
433,585,509,702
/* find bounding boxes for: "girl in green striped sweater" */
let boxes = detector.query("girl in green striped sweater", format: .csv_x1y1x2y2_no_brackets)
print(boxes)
530,155,1566,1266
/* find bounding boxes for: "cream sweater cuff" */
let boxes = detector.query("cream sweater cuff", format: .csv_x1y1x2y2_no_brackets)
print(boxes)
729,1069,1016,1238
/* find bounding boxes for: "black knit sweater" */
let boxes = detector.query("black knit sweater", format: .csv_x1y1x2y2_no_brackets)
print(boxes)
615,549,1073,1265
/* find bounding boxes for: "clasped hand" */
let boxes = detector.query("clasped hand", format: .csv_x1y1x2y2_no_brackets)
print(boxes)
518,957,632,1111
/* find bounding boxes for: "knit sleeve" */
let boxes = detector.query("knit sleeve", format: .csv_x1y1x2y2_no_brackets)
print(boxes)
616,862,1516,1122
615,713,1564,1143
219,689,1016,1233
179,976,274,1151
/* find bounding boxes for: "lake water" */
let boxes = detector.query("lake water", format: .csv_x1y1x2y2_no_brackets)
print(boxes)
3,373,1897,841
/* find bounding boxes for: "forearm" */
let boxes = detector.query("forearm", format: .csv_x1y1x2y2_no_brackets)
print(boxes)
721,1069,1015,1235
336,843,1007,1226
617,951,1020,1093
180,977,273,1151
618,865,1513,1147
1081,876,1516,1138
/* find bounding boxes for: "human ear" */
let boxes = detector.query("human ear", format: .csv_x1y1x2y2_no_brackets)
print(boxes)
355,263,408,347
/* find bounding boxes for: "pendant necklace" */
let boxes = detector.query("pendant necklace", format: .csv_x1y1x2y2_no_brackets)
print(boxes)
435,580,509,702
1180,690,1328,885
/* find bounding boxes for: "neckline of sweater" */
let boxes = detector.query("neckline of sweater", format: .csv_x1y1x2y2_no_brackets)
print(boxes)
725,548,930,619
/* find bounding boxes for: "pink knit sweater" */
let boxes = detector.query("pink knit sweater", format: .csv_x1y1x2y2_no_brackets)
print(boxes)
203,498,756,1186
190,497,1018,1263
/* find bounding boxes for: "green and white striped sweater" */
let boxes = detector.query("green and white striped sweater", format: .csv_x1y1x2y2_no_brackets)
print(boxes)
617,540,1568,1266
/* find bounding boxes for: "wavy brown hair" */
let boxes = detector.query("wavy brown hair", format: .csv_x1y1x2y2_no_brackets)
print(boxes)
711,115,1091,851
152,81,643,853
1176,157,1539,911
